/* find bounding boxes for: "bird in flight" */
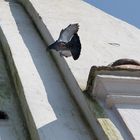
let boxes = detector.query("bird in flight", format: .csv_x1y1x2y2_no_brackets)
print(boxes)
48,24,81,60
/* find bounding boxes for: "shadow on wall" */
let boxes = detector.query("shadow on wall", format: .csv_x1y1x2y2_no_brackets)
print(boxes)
7,1,95,140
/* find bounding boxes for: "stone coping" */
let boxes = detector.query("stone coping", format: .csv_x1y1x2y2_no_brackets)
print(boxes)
86,65,140,94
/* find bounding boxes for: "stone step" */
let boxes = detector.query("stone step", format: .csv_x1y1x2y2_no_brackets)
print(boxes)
92,74,140,99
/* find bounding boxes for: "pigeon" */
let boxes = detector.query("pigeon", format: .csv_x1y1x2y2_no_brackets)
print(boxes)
48,24,81,60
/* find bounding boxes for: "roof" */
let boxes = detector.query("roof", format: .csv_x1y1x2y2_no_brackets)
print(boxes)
18,0,140,90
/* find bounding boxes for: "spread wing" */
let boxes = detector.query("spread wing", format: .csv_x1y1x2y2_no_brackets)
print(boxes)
68,33,81,60
58,24,79,43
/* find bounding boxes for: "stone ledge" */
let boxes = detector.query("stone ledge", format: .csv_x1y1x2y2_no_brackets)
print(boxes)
106,95,140,108
86,65,140,140
86,66,140,94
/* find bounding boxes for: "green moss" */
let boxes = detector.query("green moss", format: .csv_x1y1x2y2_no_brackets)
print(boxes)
84,94,106,118
84,93,123,140
0,44,31,139
91,99,105,118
